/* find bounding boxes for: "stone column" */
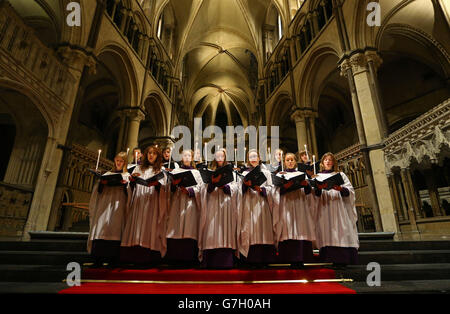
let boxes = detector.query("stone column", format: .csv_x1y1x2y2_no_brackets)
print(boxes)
389,173,404,221
120,9,129,33
311,11,320,35
387,173,404,223
340,53,394,234
306,112,318,157
424,168,444,217
400,168,420,237
116,112,127,153
111,0,120,18
289,37,297,63
291,110,308,154
124,108,146,159
395,172,410,221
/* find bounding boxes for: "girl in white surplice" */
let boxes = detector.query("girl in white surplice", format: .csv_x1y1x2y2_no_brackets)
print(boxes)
165,149,204,266
120,145,168,266
313,152,359,267
238,149,278,267
88,151,130,267
198,148,241,269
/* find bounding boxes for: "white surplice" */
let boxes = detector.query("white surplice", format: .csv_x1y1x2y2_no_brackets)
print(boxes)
314,172,359,249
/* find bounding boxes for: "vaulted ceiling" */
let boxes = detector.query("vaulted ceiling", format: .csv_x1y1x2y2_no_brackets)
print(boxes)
152,0,294,124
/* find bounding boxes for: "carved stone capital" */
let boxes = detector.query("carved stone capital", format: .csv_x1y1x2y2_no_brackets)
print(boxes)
123,107,146,122
365,50,383,72
290,109,306,123
58,46,97,74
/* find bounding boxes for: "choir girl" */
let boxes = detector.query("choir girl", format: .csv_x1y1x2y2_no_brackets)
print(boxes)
132,147,142,165
120,145,168,266
163,147,179,170
198,148,240,269
314,152,359,267
274,152,315,268
165,149,204,266
88,151,130,267
239,149,277,267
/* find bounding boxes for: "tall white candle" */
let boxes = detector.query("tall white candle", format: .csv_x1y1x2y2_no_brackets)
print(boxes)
95,150,102,172
235,148,237,168
304,145,309,161
269,148,272,164
168,147,172,168
195,142,199,162
281,151,284,172
313,155,316,175
204,143,207,164
244,147,247,165
135,151,138,164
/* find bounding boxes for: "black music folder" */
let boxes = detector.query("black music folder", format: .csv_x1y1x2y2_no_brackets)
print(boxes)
311,173,345,190
199,164,234,187
168,170,198,188
134,172,165,187
272,172,306,193
242,166,267,188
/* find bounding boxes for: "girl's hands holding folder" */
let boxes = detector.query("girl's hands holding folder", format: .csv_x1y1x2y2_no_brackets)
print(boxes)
172,178,182,186
211,174,222,185
333,185,343,191
180,186,189,195
283,181,294,190
148,181,160,187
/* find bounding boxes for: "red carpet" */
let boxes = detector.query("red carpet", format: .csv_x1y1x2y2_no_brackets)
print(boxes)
59,267,355,294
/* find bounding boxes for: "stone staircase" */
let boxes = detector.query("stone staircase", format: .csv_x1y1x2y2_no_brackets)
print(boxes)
0,232,449,293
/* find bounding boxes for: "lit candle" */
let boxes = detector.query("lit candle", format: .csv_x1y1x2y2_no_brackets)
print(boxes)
304,145,309,161
126,147,130,156
281,151,284,172
195,142,199,162
313,155,316,175
95,149,102,172
244,147,247,165
168,147,172,169
204,143,207,164
234,148,237,168
135,151,138,164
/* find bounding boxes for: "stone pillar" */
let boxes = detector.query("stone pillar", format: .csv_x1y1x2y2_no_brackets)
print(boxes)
306,112,318,157
400,168,420,237
395,172,410,221
311,11,320,35
387,173,403,224
116,113,127,153
340,52,396,234
120,9,130,33
124,108,146,158
389,173,404,221
111,0,120,18
424,168,444,217
289,38,297,63
291,110,308,154
405,168,423,219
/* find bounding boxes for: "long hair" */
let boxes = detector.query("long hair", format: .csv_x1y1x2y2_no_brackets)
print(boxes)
210,148,228,171
110,152,128,173
141,145,163,173
181,149,196,168
247,149,262,167
284,152,297,169
320,152,339,172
